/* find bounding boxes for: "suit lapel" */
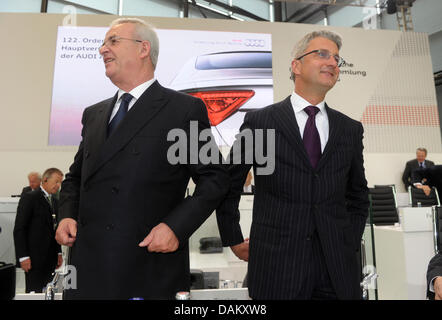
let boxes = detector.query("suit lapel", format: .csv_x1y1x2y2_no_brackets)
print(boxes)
272,99,344,172
38,190,53,227
85,81,168,182
271,96,312,168
84,94,118,181
316,104,343,171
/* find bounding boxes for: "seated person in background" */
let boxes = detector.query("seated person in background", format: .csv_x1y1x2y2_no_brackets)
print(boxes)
242,171,255,194
412,165,442,197
13,168,64,293
20,172,42,197
402,148,434,190
427,253,442,300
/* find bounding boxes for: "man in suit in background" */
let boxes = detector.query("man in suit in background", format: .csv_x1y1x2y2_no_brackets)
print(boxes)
412,164,442,197
55,18,229,299
14,168,63,293
402,147,435,190
216,30,369,299
427,253,442,300
20,172,41,197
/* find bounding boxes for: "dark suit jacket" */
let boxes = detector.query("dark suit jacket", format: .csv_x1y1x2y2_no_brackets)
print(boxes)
427,253,442,300
412,165,442,194
13,189,61,270
59,81,229,300
402,159,435,190
20,186,32,197
216,96,369,299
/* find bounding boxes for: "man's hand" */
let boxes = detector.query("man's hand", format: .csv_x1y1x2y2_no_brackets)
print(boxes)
435,277,442,300
231,238,249,262
139,223,179,253
55,218,77,247
20,258,31,272
416,184,431,196
421,185,431,196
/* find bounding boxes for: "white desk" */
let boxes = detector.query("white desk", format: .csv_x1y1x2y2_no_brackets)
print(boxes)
189,195,253,286
374,207,435,300
0,197,19,264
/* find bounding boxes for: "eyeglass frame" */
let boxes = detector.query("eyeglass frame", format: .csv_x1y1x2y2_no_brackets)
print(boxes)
295,49,345,68
100,35,143,49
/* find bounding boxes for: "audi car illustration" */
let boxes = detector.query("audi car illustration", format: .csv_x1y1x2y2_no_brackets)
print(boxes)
169,51,273,146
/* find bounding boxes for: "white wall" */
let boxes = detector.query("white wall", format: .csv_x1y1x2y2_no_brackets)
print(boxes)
0,12,440,196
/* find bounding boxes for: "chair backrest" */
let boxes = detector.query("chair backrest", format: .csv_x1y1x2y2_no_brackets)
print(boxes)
368,186,399,225
374,184,397,207
433,206,442,254
374,184,396,193
409,186,440,207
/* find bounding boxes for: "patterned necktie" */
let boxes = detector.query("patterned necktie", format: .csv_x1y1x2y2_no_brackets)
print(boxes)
108,93,133,137
46,194,53,211
46,195,52,206
303,105,321,169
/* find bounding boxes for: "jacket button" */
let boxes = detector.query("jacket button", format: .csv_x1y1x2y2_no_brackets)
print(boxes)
306,236,312,241
105,224,114,231
111,187,119,194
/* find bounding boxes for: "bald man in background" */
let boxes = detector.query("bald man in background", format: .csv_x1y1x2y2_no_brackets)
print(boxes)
20,172,41,197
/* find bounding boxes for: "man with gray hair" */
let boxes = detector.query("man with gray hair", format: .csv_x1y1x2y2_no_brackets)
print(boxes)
217,30,369,299
56,18,229,299
402,147,435,190
20,172,42,197
14,168,63,293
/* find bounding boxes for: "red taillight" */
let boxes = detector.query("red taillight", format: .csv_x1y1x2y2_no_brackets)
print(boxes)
188,90,255,126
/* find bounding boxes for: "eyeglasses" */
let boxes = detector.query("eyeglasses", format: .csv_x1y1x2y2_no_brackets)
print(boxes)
296,49,345,68
100,36,143,49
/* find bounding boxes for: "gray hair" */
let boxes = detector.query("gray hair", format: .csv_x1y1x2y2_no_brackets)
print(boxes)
290,30,342,81
42,168,63,181
27,172,41,180
416,147,428,155
110,18,160,70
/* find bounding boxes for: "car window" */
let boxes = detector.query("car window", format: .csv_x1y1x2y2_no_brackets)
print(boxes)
195,51,272,70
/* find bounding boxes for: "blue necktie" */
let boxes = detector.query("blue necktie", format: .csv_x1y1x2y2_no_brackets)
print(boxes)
108,93,133,137
303,105,321,169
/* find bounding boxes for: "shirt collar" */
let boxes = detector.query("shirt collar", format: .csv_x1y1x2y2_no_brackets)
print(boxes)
40,185,50,198
117,78,156,103
290,90,326,115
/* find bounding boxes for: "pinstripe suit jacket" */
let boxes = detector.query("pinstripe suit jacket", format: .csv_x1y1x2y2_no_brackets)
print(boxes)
216,96,369,299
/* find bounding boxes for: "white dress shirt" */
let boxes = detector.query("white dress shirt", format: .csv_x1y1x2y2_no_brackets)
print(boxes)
290,91,329,152
109,78,156,123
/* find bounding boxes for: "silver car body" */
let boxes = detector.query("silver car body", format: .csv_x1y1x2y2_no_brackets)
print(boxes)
169,51,273,146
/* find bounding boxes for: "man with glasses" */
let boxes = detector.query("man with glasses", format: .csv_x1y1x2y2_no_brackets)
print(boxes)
56,18,229,299
217,30,369,299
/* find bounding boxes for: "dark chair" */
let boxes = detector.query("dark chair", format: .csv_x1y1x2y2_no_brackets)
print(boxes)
368,186,399,225
374,184,396,192
409,186,440,207
432,206,442,254
0,262,15,300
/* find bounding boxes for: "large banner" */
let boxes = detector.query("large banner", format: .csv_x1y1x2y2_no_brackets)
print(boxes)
49,26,273,146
